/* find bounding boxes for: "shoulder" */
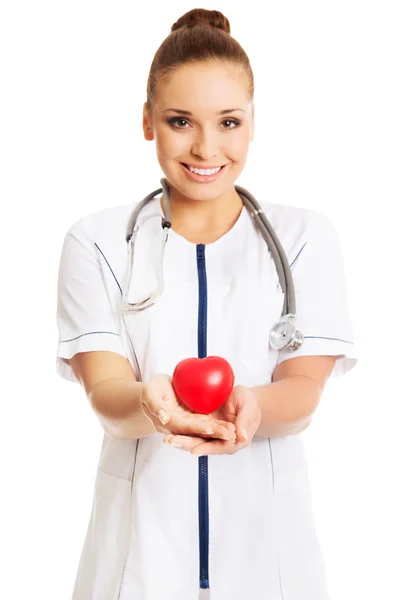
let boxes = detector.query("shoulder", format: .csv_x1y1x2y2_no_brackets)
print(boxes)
262,200,336,236
63,203,133,241
258,200,339,259
59,197,164,272
62,197,161,247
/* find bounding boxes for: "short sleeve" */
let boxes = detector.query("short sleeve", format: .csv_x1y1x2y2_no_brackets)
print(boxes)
56,218,128,383
276,213,357,377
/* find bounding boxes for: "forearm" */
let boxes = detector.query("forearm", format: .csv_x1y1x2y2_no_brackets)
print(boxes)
251,375,321,438
89,378,155,440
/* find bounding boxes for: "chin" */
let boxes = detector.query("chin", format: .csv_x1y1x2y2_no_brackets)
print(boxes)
176,181,230,202
162,164,239,200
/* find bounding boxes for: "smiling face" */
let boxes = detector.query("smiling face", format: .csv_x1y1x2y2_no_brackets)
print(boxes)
143,60,254,206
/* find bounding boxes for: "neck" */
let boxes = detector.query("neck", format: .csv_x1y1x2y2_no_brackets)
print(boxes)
160,185,243,233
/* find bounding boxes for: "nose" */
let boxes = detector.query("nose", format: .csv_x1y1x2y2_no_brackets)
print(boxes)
191,127,219,160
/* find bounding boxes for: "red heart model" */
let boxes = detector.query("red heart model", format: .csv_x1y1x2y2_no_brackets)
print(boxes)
172,356,235,415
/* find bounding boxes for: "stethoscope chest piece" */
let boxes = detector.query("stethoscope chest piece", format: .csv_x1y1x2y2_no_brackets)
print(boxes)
269,314,304,351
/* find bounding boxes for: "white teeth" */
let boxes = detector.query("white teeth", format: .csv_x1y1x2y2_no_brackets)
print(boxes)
187,165,222,175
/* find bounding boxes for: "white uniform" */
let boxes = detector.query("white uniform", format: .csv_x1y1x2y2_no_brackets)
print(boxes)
56,193,357,600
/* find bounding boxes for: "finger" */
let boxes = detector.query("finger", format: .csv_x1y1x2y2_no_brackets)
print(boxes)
183,411,235,435
142,402,173,434
213,419,237,434
234,386,258,443
174,413,235,441
141,393,172,426
215,421,236,441
190,438,243,456
223,422,237,435
163,426,232,448
140,402,160,432
163,433,205,452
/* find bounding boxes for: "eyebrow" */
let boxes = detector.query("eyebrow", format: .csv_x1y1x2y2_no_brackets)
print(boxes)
163,108,245,115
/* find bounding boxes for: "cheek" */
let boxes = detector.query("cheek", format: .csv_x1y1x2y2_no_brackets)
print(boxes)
155,126,251,162
225,137,250,162
156,129,187,158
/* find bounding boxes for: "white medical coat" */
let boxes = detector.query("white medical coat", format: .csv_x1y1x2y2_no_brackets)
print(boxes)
56,193,357,600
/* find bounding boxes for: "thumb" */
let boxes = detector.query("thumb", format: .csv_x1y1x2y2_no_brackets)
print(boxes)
234,386,257,443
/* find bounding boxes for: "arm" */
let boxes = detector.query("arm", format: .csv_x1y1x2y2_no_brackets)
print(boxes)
251,355,337,438
70,350,155,440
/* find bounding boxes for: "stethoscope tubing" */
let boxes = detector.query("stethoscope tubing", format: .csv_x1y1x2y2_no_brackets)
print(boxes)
122,178,303,355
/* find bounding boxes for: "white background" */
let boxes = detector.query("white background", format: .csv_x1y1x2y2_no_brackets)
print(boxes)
1,1,399,598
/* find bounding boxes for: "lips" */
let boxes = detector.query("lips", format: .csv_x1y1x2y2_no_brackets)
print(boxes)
181,163,226,170
179,161,228,183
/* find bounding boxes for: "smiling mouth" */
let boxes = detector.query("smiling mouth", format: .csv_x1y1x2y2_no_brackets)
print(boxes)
181,163,227,170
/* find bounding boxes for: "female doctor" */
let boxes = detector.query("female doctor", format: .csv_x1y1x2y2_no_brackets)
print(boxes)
56,8,357,600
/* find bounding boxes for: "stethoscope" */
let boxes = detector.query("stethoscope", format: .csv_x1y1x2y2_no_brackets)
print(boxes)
120,177,304,354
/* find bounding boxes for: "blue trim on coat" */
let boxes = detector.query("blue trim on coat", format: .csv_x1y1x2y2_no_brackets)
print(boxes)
289,241,307,269
59,331,120,343
94,242,123,296
304,336,354,344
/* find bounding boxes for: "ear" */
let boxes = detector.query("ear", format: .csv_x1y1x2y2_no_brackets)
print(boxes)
143,102,154,141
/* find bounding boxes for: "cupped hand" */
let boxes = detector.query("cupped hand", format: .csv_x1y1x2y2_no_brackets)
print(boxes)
162,385,261,456
140,373,236,444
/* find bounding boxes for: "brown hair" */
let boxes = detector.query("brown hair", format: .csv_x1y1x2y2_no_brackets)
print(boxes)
145,8,254,110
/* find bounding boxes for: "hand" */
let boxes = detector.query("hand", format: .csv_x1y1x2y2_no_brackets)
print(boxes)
162,385,261,456
140,373,236,445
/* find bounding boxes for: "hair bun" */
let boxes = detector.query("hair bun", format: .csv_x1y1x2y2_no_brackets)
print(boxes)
171,8,230,34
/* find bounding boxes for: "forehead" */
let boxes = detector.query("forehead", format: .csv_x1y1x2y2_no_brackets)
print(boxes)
156,61,250,112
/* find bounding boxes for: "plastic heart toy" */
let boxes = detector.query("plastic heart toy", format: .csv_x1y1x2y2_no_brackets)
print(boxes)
172,356,235,414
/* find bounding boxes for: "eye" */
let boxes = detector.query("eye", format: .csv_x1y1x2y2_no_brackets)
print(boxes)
167,117,241,130
167,117,190,129
221,119,241,129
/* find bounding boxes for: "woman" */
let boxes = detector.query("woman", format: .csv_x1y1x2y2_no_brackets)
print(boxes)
56,8,357,600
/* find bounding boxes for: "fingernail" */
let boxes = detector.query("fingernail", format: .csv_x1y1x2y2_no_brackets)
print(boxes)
170,442,183,448
242,429,248,442
158,409,169,424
